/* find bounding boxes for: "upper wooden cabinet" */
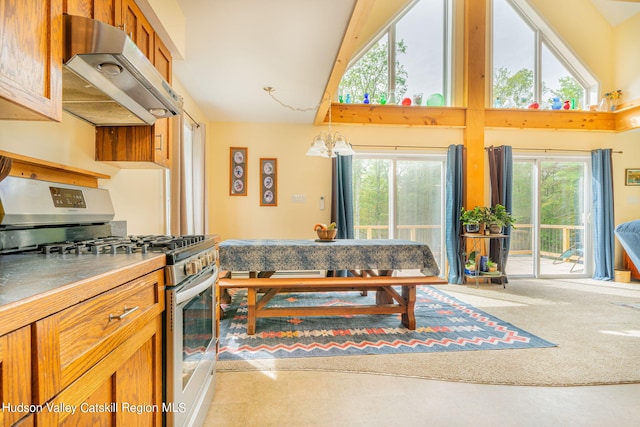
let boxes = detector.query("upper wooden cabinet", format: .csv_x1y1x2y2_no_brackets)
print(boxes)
64,0,119,26
121,0,154,59
0,0,63,121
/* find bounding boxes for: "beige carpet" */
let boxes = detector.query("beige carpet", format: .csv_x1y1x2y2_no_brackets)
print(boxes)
217,278,640,386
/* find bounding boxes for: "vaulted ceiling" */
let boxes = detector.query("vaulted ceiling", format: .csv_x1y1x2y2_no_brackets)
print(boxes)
172,0,640,124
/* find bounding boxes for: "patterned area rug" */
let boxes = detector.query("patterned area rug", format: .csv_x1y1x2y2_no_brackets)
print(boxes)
218,286,556,360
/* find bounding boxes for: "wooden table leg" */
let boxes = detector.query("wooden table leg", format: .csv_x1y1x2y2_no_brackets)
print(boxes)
375,270,394,304
401,285,416,330
247,288,257,335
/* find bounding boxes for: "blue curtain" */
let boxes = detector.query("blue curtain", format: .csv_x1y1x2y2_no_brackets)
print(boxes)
591,149,615,280
330,154,354,277
487,145,513,271
332,154,354,239
445,145,464,284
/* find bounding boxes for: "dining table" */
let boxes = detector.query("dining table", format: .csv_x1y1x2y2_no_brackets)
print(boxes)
217,239,444,334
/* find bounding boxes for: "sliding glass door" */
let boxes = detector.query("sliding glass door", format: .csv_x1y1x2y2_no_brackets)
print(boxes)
352,153,446,272
509,156,590,277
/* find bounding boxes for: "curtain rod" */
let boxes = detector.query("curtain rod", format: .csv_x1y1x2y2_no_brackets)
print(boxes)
183,109,200,128
486,147,623,154
352,144,450,150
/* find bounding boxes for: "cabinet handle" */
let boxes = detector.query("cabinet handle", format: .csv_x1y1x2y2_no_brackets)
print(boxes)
109,305,139,321
155,134,163,151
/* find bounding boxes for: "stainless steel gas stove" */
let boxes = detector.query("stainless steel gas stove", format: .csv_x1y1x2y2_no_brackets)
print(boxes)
0,176,218,427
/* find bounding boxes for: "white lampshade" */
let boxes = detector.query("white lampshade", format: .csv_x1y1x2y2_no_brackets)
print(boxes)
306,135,330,157
331,133,355,155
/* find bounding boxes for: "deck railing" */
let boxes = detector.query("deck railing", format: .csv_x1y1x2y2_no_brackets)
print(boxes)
354,223,584,259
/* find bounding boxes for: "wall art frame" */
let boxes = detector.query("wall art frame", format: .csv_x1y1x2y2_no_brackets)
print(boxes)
260,158,277,206
230,147,247,196
625,168,640,186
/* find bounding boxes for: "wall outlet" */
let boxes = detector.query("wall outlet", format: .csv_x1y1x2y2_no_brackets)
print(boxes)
291,194,306,203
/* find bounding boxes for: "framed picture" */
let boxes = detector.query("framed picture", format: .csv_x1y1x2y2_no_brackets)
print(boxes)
230,147,247,196
626,169,640,186
260,158,277,206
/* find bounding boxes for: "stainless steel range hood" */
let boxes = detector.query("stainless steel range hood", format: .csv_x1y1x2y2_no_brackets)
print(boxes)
63,14,183,126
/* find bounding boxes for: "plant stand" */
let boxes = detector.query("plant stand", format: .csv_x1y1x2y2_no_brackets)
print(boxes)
462,233,507,288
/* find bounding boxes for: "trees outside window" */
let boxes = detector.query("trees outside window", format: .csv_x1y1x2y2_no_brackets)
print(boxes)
492,0,597,109
339,0,450,105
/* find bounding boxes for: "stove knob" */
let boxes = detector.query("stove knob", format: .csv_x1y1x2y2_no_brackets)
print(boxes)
199,255,209,267
185,260,201,275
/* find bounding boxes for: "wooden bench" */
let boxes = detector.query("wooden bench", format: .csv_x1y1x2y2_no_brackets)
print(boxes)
218,275,447,335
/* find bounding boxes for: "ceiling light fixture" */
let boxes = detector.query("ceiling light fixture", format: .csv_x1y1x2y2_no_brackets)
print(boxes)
263,86,355,158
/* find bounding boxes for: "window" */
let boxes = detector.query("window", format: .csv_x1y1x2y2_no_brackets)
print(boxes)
353,153,446,272
491,0,598,109
339,0,452,106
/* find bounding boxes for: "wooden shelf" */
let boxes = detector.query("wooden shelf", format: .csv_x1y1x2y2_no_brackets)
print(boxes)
328,102,640,132
0,150,110,188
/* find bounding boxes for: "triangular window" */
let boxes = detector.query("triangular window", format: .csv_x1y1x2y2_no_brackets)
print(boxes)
338,0,452,106
492,0,598,109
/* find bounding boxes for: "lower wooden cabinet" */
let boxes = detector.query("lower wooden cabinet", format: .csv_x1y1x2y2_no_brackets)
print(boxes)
32,269,164,426
0,326,31,426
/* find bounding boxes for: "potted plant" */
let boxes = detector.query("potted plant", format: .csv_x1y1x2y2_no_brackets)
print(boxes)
460,206,488,233
486,259,498,273
486,204,516,234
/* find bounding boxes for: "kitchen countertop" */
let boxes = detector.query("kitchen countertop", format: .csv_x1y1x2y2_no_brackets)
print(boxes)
0,252,166,336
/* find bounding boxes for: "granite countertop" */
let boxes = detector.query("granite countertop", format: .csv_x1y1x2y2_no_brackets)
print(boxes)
0,253,166,335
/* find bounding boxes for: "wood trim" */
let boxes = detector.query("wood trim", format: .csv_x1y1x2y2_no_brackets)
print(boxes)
0,150,110,188
615,103,640,132
485,109,616,131
314,0,376,126
330,104,466,127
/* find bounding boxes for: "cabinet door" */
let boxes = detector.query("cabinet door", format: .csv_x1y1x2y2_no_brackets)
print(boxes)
96,126,168,168
36,316,162,426
0,326,31,427
0,0,62,121
64,0,118,26
121,0,154,59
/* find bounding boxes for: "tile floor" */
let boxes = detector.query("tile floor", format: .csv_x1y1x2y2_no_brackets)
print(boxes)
203,370,640,427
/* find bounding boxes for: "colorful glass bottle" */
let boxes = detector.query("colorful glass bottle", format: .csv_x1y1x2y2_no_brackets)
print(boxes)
363,93,370,104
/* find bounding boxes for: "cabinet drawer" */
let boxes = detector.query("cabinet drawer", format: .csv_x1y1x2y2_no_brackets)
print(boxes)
33,269,164,403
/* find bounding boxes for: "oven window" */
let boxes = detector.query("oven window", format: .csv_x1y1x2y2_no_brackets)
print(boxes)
182,285,214,389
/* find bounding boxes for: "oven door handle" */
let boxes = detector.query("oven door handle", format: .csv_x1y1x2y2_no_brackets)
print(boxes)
176,267,218,305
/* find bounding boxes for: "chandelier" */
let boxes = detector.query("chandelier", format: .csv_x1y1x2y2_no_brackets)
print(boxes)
263,86,354,158
305,96,354,158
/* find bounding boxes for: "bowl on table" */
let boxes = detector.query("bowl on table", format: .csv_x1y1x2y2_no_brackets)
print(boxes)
316,229,337,240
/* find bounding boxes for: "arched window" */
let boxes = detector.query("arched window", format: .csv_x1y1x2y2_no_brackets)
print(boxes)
338,0,452,106
491,0,598,109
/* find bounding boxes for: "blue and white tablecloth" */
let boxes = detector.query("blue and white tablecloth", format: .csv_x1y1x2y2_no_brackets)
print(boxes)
218,239,440,276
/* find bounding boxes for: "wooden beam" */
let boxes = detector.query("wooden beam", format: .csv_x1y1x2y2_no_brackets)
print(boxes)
314,0,376,126
463,0,487,209
485,109,616,131
330,103,466,127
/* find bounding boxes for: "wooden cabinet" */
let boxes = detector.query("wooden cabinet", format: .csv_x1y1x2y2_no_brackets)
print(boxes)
33,269,164,426
0,326,31,426
64,0,119,26
0,0,62,122
121,0,154,59
95,125,169,168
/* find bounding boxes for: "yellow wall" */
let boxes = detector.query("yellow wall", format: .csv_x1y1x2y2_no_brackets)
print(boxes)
614,13,640,100
0,114,166,235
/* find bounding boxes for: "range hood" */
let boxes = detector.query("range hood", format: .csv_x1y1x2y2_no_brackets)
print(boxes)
63,14,183,126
